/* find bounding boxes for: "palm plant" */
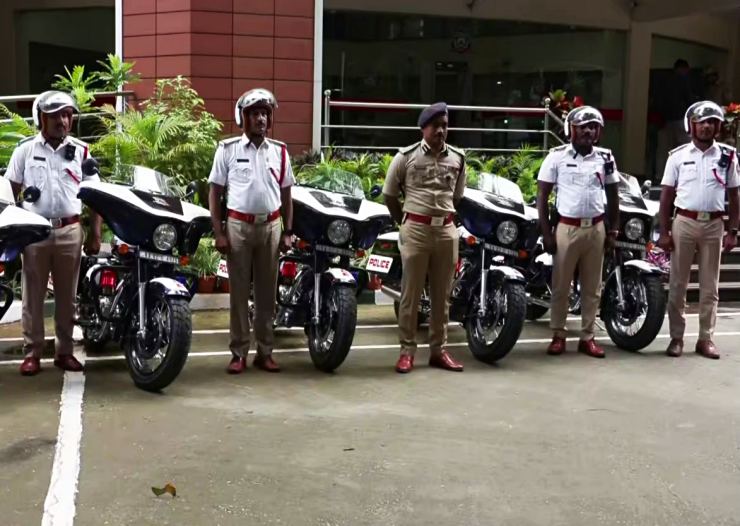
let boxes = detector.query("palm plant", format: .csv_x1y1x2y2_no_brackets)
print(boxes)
0,104,35,167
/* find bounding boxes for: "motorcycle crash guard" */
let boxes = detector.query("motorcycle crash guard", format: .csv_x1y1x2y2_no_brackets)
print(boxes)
488,265,525,283
147,277,192,299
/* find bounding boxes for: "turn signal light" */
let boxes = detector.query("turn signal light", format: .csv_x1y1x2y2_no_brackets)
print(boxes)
296,239,310,251
367,274,382,290
517,249,529,260
0,263,5,275
646,242,655,252
179,255,190,266
379,242,393,250
465,235,477,246
355,249,365,258
117,243,130,255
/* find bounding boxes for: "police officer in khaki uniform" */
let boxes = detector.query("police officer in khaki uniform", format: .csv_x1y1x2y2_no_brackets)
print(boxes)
383,102,466,373
208,88,295,374
536,106,620,358
5,90,102,376
658,101,739,359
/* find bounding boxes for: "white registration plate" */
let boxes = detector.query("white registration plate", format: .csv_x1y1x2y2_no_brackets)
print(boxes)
366,254,394,274
315,244,355,257
139,250,179,265
217,259,229,279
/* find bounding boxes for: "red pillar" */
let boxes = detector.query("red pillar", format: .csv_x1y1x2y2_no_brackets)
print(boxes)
122,0,316,155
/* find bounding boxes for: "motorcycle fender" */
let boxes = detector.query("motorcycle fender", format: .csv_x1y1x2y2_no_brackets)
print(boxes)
488,265,525,283
623,259,665,275
534,253,553,266
148,277,191,298
323,268,357,286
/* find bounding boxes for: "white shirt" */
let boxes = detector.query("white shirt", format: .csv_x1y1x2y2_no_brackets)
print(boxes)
208,135,295,214
537,144,621,218
660,141,740,212
4,133,99,218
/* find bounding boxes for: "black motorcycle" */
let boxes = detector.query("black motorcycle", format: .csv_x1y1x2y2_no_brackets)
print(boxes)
370,173,534,363
75,163,211,391
524,174,666,351
275,168,391,371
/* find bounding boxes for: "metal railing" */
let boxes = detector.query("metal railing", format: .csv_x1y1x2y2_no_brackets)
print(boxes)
321,91,566,155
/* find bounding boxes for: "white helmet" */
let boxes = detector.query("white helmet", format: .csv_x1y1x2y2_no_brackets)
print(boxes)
234,88,278,127
564,106,604,138
32,90,79,129
683,100,724,134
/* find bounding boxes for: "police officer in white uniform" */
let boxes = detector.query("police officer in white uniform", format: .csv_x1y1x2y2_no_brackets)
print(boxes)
208,88,295,374
536,106,620,358
5,90,102,376
658,101,739,359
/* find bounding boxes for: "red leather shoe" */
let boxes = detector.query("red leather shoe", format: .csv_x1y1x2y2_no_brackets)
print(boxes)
253,354,280,372
20,357,41,376
429,350,464,372
578,339,605,358
665,338,684,357
546,336,567,356
695,340,720,360
395,354,414,373
54,354,84,372
227,355,247,374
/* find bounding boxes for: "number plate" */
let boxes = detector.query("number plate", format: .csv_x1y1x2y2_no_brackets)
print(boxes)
366,254,394,274
217,259,229,279
139,250,179,265
315,244,354,257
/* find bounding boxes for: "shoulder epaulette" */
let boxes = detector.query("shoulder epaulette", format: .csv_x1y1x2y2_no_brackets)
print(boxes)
550,144,568,153
17,136,35,146
448,144,465,157
219,136,241,148
69,136,88,148
399,142,421,154
266,138,286,147
668,143,690,156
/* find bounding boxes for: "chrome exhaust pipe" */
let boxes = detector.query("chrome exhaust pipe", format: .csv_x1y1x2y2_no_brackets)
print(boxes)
380,284,402,302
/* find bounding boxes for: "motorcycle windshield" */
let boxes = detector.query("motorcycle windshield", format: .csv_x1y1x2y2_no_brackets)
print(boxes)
616,173,648,212
0,178,15,204
118,165,175,196
299,167,366,199
476,172,525,204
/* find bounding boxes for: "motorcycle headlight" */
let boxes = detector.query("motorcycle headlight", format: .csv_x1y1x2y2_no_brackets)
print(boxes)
624,218,645,241
327,219,352,245
496,220,518,245
153,223,177,251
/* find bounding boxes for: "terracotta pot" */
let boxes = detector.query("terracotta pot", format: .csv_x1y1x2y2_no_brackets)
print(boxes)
198,275,217,294
218,278,230,293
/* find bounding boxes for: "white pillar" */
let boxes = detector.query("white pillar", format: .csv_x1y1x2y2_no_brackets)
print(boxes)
621,22,652,176
312,0,324,153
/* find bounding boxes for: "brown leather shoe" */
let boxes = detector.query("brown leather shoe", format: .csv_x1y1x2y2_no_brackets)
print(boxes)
578,339,605,358
546,336,567,356
53,354,84,372
253,354,280,372
665,338,684,357
695,340,720,360
429,350,464,372
395,354,414,374
20,356,41,376
226,355,247,374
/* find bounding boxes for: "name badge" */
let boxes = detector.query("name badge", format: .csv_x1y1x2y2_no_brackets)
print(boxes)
697,212,710,222
580,218,593,228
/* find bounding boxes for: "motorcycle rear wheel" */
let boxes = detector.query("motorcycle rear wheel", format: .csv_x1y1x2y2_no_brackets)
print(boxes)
125,289,191,391
308,285,357,372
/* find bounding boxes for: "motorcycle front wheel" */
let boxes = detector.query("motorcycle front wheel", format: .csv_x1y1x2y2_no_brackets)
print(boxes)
465,281,527,363
308,285,357,372
602,271,665,351
125,289,192,391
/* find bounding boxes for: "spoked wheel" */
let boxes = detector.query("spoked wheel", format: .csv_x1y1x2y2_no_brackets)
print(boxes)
308,285,356,372
465,281,527,363
125,289,191,391
602,272,665,351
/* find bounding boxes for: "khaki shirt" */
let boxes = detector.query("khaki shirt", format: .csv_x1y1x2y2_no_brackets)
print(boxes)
383,140,466,216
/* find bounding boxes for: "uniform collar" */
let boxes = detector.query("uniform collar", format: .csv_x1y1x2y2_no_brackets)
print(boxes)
421,139,448,156
241,134,270,150
35,132,72,150
565,143,598,160
688,140,718,155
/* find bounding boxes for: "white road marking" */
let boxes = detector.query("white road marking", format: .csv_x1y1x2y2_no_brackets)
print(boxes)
42,349,87,526
2,331,739,367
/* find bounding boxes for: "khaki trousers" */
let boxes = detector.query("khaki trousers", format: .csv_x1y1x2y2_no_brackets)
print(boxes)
550,222,605,340
398,220,457,356
22,223,83,358
668,215,723,341
226,217,280,358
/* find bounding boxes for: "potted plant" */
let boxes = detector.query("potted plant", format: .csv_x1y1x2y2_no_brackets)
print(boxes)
191,238,219,293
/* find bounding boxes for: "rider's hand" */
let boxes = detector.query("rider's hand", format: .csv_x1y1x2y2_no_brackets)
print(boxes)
214,232,230,255
723,231,737,253
280,233,294,253
657,232,674,253
543,232,557,255
84,234,101,256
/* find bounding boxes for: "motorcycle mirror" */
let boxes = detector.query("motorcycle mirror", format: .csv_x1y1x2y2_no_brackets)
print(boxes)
22,186,41,204
369,185,382,199
81,158,100,177
185,181,199,200
641,180,652,193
